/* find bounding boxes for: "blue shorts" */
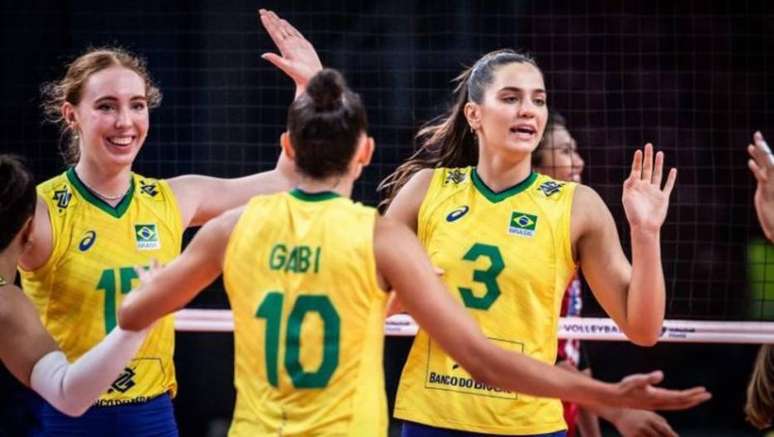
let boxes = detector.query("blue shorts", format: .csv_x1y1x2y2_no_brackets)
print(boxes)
28,394,178,437
401,421,567,437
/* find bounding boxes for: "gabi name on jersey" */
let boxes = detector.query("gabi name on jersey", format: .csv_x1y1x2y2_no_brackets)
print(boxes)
269,243,322,273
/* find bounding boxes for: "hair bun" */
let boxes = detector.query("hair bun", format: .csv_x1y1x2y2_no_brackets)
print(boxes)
305,68,345,111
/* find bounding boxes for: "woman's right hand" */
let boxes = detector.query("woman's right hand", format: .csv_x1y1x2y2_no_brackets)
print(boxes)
259,9,323,97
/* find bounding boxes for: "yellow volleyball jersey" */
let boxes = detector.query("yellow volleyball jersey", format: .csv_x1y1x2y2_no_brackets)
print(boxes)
394,167,577,435
20,168,182,404
223,190,387,437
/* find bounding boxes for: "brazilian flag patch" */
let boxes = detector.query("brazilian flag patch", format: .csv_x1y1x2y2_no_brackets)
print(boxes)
508,212,537,237
135,224,161,250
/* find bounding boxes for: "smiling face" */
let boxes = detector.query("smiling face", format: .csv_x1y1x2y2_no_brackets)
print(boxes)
535,124,584,183
466,62,547,162
64,66,149,172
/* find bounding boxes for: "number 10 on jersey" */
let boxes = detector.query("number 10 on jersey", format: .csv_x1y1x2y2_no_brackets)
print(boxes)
255,291,341,389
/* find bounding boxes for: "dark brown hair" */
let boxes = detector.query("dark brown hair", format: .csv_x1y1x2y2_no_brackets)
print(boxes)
0,155,37,251
532,111,567,168
40,47,162,165
287,68,368,179
378,49,541,209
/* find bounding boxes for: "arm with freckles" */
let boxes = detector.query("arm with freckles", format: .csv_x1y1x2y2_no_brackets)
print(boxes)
168,10,322,227
374,216,709,411
574,144,677,346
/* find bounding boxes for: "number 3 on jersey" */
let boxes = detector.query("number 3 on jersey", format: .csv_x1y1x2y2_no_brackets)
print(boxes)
255,292,341,389
458,243,505,310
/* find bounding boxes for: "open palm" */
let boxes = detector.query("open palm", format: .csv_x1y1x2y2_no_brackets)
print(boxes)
615,371,710,411
259,9,323,96
622,143,677,231
747,131,774,240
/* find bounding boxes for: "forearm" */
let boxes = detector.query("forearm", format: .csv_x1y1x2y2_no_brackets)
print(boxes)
626,227,665,345
755,196,774,242
576,405,603,437
583,402,623,425
477,346,616,408
29,327,148,417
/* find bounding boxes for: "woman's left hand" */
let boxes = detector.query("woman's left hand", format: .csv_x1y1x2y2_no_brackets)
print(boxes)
622,143,677,232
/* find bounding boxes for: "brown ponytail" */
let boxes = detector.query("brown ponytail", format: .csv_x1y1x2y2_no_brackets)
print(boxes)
378,49,540,209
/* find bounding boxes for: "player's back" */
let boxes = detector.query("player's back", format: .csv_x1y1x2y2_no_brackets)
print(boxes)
223,189,387,437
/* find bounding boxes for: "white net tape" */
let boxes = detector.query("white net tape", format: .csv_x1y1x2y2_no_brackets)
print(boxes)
175,309,774,344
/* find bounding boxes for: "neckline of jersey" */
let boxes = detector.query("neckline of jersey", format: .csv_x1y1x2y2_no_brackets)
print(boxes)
66,167,135,219
289,188,341,202
471,168,538,203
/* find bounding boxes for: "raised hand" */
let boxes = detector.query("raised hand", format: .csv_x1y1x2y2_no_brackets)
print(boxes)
622,143,677,232
747,131,774,241
259,9,323,97
613,371,710,411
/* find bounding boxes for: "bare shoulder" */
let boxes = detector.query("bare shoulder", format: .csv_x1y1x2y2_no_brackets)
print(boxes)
384,168,435,230
572,184,608,220
401,168,434,200
571,184,614,242
573,183,605,206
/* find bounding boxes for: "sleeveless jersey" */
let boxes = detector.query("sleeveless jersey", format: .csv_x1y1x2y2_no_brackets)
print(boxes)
20,168,182,405
223,190,387,437
394,167,577,435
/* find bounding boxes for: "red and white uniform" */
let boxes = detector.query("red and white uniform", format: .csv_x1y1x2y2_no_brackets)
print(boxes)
557,275,583,437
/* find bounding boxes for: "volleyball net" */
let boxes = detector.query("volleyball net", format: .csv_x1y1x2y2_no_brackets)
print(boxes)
173,310,774,344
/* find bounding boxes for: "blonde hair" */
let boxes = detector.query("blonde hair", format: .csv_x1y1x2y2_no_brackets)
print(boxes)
746,344,774,429
40,47,162,165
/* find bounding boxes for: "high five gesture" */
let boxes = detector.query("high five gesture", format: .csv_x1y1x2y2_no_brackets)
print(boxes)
259,9,323,97
747,131,774,241
623,143,677,232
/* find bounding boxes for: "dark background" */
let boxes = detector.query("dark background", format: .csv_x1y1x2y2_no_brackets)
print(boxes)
1,0,772,435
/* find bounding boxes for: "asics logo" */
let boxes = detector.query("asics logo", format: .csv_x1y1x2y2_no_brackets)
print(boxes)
79,231,96,251
446,206,469,222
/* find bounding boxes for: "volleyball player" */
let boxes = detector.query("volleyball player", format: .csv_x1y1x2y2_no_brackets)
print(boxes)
379,49,679,436
746,130,774,431
536,113,675,437
0,155,151,434
118,68,709,437
16,10,322,435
